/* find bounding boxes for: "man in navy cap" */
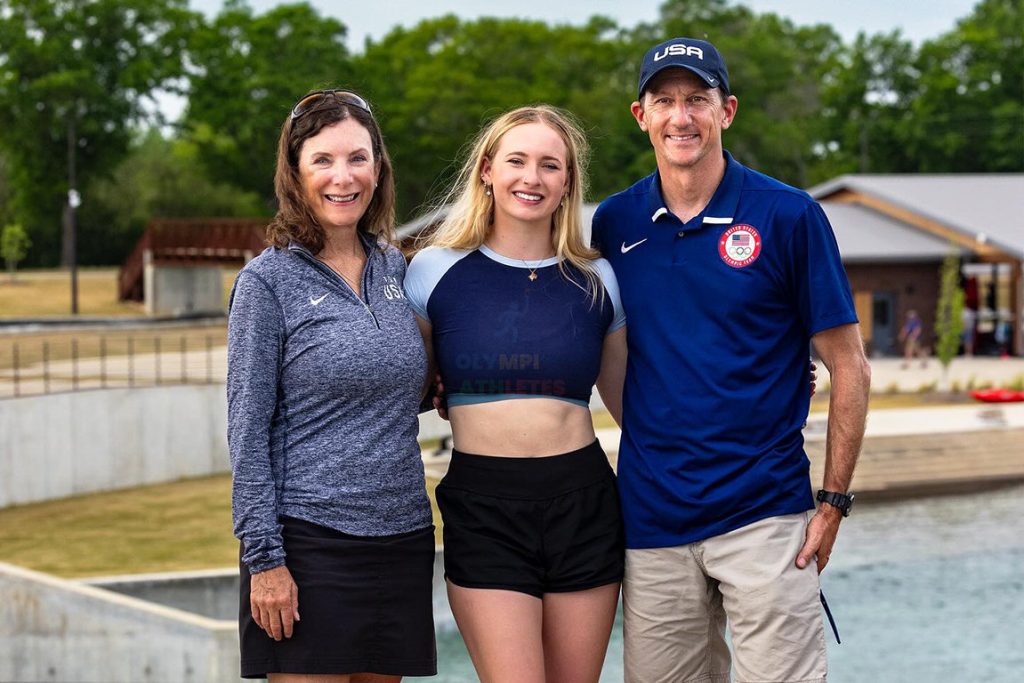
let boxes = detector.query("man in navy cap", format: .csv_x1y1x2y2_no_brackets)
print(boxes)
592,38,871,682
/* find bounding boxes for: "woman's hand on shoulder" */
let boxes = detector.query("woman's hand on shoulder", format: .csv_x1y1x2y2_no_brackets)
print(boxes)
250,564,300,640
809,358,818,398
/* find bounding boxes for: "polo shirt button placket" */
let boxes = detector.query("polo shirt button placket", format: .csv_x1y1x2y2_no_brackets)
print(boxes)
677,230,685,238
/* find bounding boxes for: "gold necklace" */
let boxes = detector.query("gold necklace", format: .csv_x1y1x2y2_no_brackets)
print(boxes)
521,258,544,282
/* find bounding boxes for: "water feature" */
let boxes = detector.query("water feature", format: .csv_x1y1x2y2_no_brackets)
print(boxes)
434,484,1024,681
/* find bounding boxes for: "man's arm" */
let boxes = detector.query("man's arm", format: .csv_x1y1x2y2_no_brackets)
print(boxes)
795,322,871,573
596,326,628,427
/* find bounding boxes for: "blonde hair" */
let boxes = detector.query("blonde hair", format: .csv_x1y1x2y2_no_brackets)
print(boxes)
426,105,602,300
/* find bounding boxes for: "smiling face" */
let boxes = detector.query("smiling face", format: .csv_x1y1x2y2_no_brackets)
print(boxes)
298,117,378,233
480,122,570,232
631,68,737,175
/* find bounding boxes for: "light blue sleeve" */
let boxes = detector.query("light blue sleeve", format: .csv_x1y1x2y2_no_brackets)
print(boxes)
403,246,473,320
595,258,627,332
404,249,436,319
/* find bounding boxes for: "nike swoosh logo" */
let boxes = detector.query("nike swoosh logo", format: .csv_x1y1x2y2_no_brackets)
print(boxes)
621,238,648,254
309,294,328,306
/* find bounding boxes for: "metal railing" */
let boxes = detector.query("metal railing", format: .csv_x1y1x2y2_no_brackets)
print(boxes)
0,334,226,399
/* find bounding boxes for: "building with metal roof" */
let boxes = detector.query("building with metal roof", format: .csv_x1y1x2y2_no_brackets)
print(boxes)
809,174,1022,358
396,174,1023,357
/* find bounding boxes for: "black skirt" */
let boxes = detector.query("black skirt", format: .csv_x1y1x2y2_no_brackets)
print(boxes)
239,516,437,678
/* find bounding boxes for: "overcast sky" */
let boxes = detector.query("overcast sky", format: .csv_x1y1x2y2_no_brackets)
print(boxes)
189,0,979,50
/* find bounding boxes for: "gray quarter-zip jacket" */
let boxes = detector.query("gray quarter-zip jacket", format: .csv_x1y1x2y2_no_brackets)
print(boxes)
227,236,431,573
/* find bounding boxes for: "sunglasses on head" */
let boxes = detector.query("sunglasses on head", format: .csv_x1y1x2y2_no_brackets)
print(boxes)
290,89,372,121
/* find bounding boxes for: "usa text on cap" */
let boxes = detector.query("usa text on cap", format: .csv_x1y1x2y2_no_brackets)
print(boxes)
637,38,731,100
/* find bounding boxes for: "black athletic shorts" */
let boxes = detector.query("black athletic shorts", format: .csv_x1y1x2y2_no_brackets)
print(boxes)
239,516,437,678
435,440,624,598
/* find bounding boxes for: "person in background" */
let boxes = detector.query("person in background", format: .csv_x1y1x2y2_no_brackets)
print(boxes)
591,38,871,683
961,306,976,357
227,89,436,682
899,309,927,368
405,105,628,683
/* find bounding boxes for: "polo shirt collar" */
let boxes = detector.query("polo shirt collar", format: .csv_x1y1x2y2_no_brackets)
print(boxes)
646,151,744,226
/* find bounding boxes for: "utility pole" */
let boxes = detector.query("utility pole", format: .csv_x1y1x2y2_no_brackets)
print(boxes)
65,115,80,315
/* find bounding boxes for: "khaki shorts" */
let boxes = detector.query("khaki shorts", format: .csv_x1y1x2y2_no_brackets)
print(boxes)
623,512,827,683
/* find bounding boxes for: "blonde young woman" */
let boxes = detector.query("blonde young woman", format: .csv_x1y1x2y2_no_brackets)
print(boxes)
405,106,627,683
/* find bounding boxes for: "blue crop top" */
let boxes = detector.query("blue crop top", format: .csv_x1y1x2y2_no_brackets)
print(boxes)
405,245,626,408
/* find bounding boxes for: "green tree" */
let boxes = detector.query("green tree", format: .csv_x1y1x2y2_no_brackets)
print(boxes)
909,0,1024,171
183,1,354,203
935,249,965,386
356,16,639,218
816,31,919,180
0,0,197,266
1,222,31,281
78,130,267,265
0,154,13,229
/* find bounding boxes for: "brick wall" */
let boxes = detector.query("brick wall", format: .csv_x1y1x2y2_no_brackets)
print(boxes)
845,262,942,355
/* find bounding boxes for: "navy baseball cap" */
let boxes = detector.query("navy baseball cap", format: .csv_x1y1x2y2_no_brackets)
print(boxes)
637,37,730,100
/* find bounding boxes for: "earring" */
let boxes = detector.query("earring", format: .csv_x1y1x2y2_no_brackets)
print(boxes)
484,184,492,197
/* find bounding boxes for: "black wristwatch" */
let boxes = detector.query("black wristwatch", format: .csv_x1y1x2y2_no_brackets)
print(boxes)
817,489,854,517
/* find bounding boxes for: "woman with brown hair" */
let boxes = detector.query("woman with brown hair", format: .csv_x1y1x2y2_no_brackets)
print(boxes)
227,89,436,682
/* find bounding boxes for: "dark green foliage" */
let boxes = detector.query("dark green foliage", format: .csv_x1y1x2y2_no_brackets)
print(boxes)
2,0,1020,265
935,249,965,373
182,1,354,203
76,130,267,265
0,0,197,266
353,15,644,217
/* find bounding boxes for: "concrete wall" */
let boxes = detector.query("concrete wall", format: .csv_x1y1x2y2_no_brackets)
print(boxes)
0,384,452,508
0,385,229,508
145,264,224,316
83,568,242,622
1,552,457,682
83,550,457,632
0,562,240,683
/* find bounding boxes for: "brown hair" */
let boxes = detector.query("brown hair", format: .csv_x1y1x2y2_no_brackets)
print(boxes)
266,92,396,252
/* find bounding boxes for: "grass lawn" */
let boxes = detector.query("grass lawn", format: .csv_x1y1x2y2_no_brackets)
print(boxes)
0,325,228,372
0,267,239,319
808,391,975,413
0,391,981,578
0,269,144,318
0,473,443,579
0,268,237,374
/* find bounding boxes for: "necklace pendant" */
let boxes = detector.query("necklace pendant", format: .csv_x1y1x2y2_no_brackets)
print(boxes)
528,271,538,282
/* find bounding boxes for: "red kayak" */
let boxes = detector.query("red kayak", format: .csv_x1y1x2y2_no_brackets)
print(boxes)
970,389,1024,403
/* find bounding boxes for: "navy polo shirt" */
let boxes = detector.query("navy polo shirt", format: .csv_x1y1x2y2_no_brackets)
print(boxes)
592,152,857,549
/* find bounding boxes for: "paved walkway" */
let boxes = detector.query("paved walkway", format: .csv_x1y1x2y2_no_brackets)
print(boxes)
425,403,1024,498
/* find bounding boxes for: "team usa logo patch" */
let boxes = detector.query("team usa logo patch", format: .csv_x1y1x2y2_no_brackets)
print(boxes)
719,224,762,268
